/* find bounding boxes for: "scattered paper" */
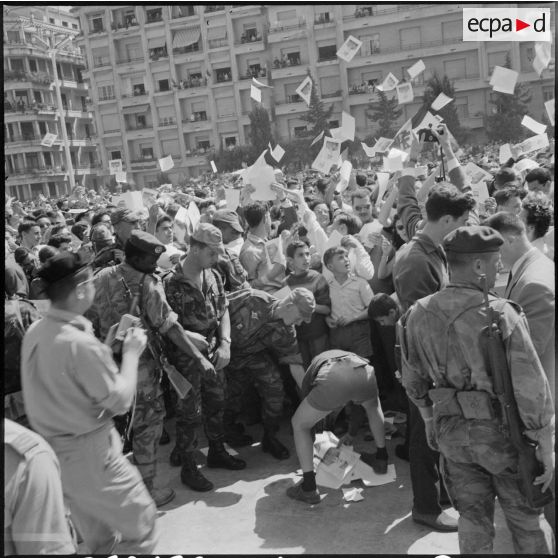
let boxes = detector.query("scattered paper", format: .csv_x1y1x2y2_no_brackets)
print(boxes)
243,151,277,201
115,171,127,184
470,181,490,205
108,159,123,175
383,154,402,172
514,158,539,173
224,188,241,209
533,42,552,76
250,84,262,103
406,59,425,80
40,132,57,147
340,111,356,142
373,137,394,154
329,127,343,140
376,72,399,92
270,144,285,163
295,76,313,106
342,487,364,502
514,133,549,156
311,137,342,174
209,160,218,174
489,66,518,95
544,99,555,126
464,162,492,185
313,432,361,489
431,92,453,111
252,77,272,88
349,462,397,487
391,118,413,153
396,82,414,105
387,147,408,162
361,142,376,157
499,144,513,164
142,188,158,208
339,160,352,182
413,112,443,133
159,155,174,172
375,172,390,207
173,206,189,243
187,201,201,231
311,131,324,146
326,229,344,249
121,191,143,212
265,236,286,267
521,115,547,135
336,35,362,62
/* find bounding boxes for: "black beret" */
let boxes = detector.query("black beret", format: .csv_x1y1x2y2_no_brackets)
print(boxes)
38,251,89,284
126,230,166,256
443,226,504,254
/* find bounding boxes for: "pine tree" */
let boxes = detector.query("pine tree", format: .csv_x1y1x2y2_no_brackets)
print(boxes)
248,105,273,154
300,69,334,136
365,90,402,137
486,53,532,142
420,72,467,142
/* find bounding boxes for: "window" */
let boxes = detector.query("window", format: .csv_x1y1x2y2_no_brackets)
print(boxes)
98,84,115,100
317,45,337,61
223,136,237,148
29,59,37,72
146,8,163,23
328,120,339,129
215,68,232,82
158,79,170,92
33,90,42,103
315,12,331,24
216,97,235,118
44,152,52,166
442,20,462,43
443,58,466,80
11,59,24,71
399,27,420,50
111,150,122,160
72,23,78,29
359,33,380,56
38,121,47,136
196,139,211,150
287,52,300,65
89,15,104,33
49,18,55,24
136,114,147,128
293,126,308,137
62,21,68,27
140,145,154,159
487,51,508,73
133,84,146,96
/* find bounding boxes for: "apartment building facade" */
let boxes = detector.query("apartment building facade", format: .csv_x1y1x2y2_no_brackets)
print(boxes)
4,6,102,201
73,4,554,188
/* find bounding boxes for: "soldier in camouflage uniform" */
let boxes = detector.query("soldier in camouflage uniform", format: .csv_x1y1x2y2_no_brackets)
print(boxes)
225,287,315,460
164,223,247,492
89,230,211,507
400,226,554,554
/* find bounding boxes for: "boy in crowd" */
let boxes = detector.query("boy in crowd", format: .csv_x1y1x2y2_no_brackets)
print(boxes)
285,241,331,368
323,246,374,360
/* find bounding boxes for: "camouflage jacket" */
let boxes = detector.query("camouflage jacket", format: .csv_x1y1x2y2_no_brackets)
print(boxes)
214,247,249,293
163,265,227,355
227,287,298,360
400,283,554,446
88,263,178,343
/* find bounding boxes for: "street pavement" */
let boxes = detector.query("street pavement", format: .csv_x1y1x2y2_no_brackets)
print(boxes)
152,417,518,555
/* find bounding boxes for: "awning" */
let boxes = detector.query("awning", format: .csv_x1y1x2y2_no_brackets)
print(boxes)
122,104,150,115
207,26,227,41
147,37,166,49
172,28,200,48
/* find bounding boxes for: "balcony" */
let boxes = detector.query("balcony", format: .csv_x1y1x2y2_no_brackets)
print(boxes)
173,44,202,57
116,55,145,65
159,117,177,127
111,19,139,32
239,68,267,80
5,102,58,115
145,9,164,24
214,72,233,84
149,49,169,62
185,147,215,158
5,69,53,86
268,19,306,34
182,117,212,132
208,38,229,50
321,90,342,99
5,134,39,144
314,15,335,26
130,157,157,168
10,165,66,176
122,89,149,99
98,94,116,102
317,53,338,63
171,7,197,19
235,33,263,46
93,55,111,68
89,25,107,36
125,123,153,132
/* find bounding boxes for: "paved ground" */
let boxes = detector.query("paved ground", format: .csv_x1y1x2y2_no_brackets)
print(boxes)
152,417,519,555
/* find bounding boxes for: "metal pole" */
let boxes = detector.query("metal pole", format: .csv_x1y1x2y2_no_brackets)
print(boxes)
49,47,76,190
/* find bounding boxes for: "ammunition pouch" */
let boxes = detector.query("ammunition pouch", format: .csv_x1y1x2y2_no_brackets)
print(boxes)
429,387,498,421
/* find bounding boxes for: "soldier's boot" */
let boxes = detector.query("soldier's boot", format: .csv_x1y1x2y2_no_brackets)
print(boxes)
169,445,182,467
223,410,253,447
261,429,290,460
158,427,170,446
144,479,176,508
180,453,214,492
206,441,247,470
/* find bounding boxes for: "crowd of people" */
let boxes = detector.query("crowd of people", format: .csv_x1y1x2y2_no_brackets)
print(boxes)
4,122,555,555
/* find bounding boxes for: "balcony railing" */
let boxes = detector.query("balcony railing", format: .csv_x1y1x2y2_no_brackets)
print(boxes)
272,57,301,69
116,55,144,65
131,156,156,164
173,77,208,90
182,113,209,124
314,16,334,25
208,38,228,49
149,50,169,61
321,90,342,99
186,147,215,157
357,36,463,58
173,44,202,56
5,134,39,143
111,20,139,31
89,26,106,35
235,34,263,45
239,69,267,80
348,83,378,95
317,52,337,63
5,69,53,84
268,19,306,33
215,73,233,83
159,118,177,127
125,123,153,131
5,103,57,114
172,8,196,19
93,56,111,67
121,89,148,98
11,165,66,175
286,94,303,104
98,94,116,101
343,5,410,21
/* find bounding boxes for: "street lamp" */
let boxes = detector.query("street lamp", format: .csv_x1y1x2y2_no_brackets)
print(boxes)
25,28,76,191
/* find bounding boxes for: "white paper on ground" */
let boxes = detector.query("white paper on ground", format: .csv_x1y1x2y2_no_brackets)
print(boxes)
340,111,356,141
336,35,362,62
521,115,547,135
499,144,513,164
376,72,399,92
295,76,313,106
250,84,262,103
545,99,555,126
514,133,549,156
375,172,390,207
326,229,344,249
210,160,218,173
224,188,241,209
361,142,376,157
396,82,414,104
489,66,518,94
350,462,397,487
406,59,425,79
342,487,364,502
115,171,127,183
270,144,285,162
313,432,361,489
158,155,174,172
431,92,453,111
